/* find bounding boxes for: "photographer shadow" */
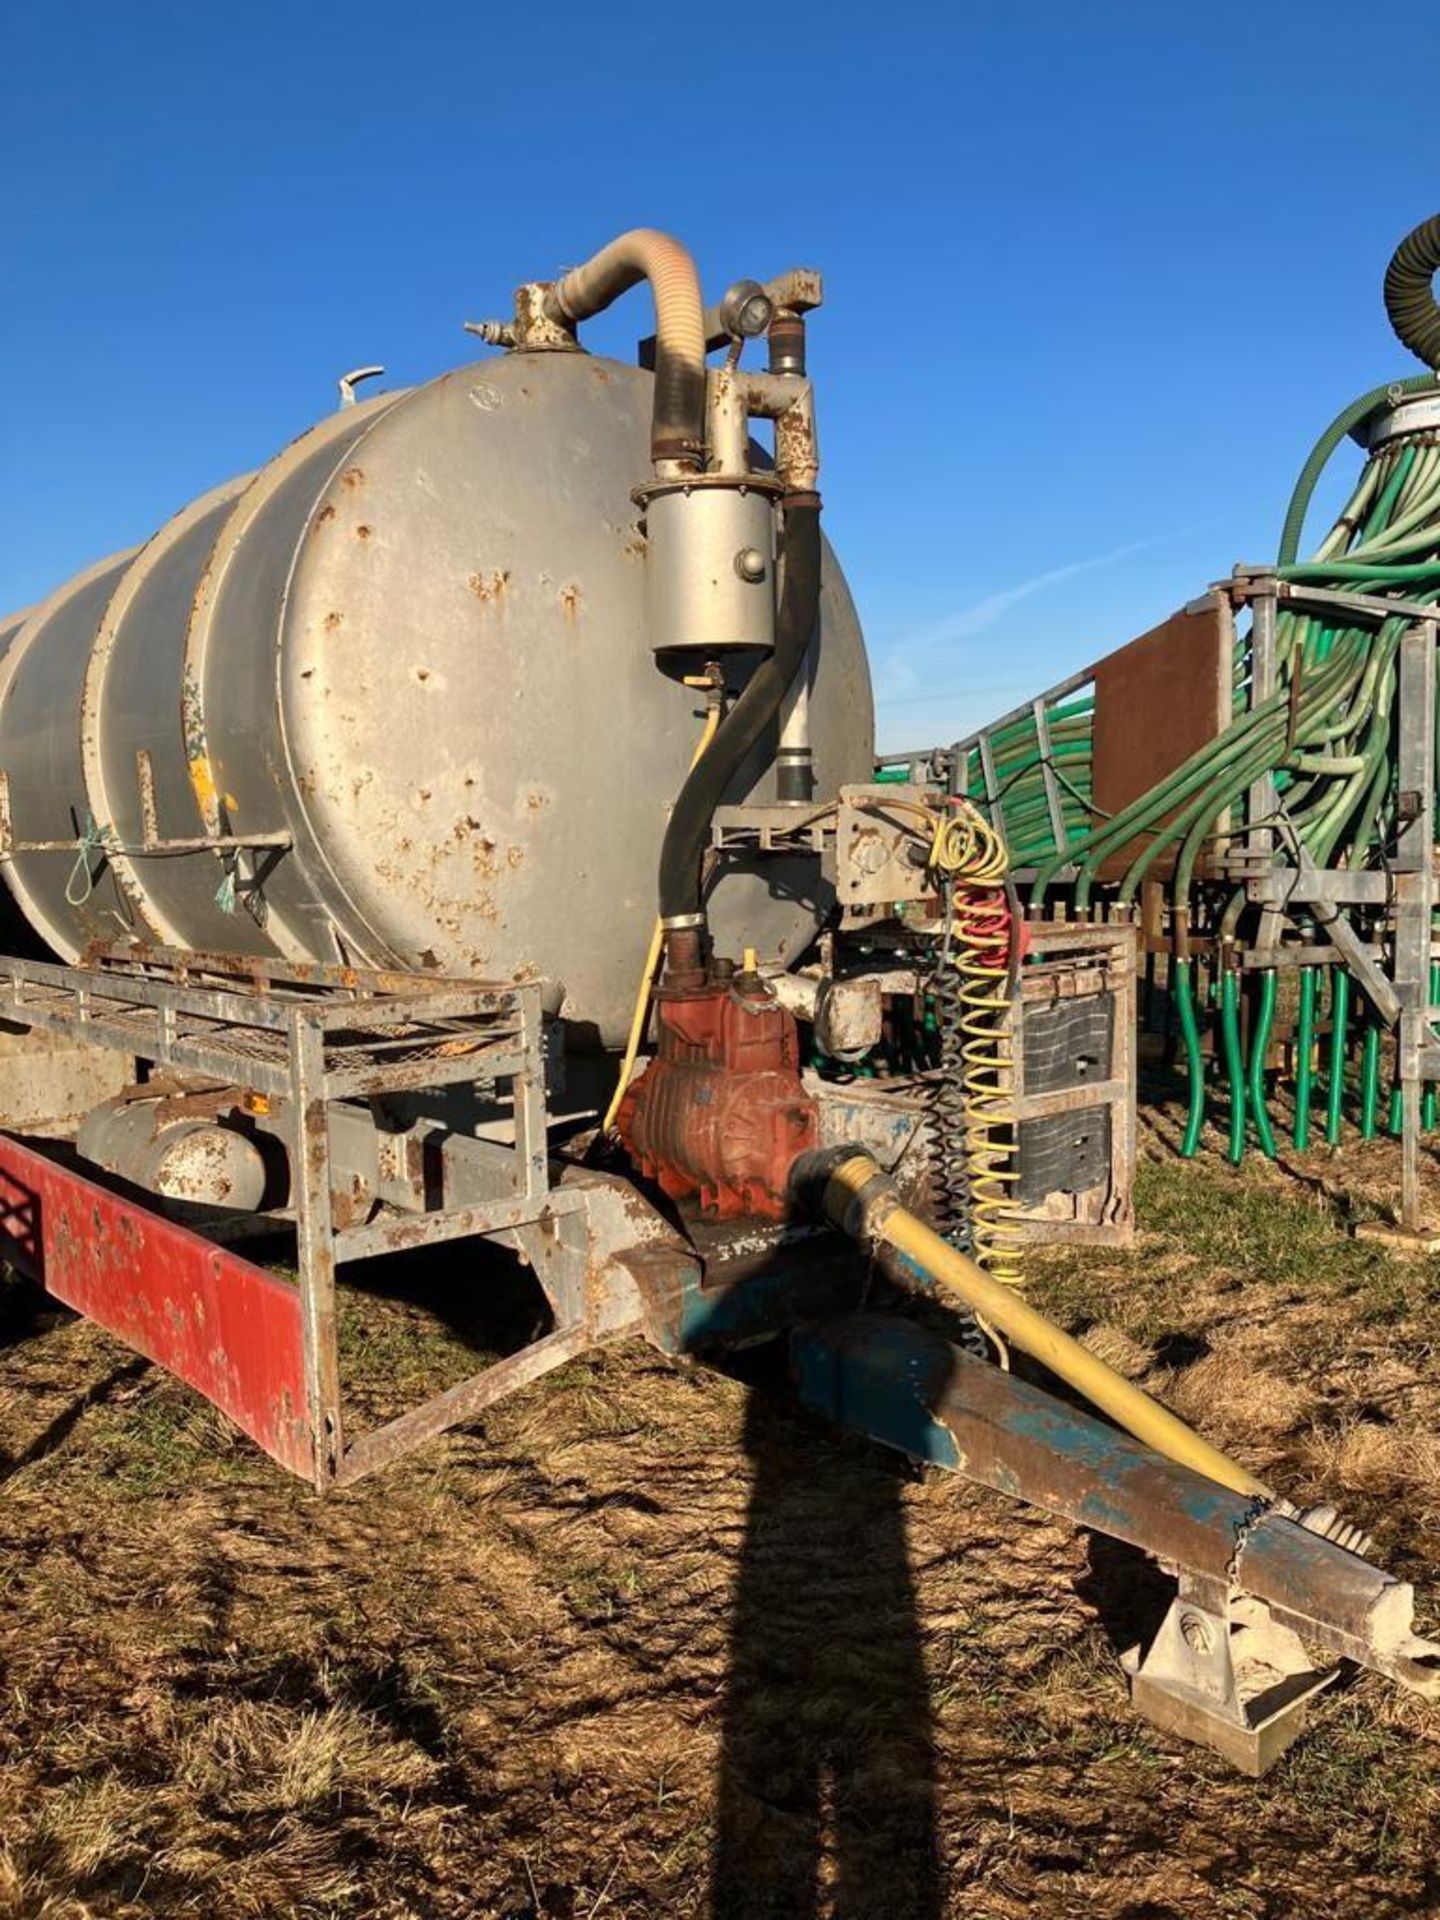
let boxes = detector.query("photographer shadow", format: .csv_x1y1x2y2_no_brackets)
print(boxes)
711,1367,943,1920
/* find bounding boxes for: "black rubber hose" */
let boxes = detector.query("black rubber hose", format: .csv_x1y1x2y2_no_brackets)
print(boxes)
657,496,823,924
1384,214,1440,370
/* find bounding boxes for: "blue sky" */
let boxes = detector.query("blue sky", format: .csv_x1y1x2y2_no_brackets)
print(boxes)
2,2,1436,750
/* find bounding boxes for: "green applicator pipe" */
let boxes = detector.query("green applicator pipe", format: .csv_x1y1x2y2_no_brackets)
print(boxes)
1174,958,1206,1158
1221,970,1247,1164
1360,1017,1382,1140
1294,966,1317,1150
1245,969,1279,1159
1326,969,1351,1146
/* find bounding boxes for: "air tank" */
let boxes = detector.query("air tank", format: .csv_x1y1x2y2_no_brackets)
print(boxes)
0,347,873,1046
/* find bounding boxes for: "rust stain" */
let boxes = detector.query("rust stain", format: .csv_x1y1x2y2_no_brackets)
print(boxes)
341,467,365,490
355,524,373,541
188,754,219,816
559,583,581,622
467,568,510,604
312,505,337,530
323,611,343,633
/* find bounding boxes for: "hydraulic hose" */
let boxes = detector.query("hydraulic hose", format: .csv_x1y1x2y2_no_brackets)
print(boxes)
657,496,822,926
602,690,723,1133
546,229,707,470
792,1146,1272,1499
1384,214,1440,371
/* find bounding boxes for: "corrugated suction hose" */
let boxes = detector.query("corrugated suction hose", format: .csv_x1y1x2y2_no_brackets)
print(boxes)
546,228,708,467
1384,213,1440,371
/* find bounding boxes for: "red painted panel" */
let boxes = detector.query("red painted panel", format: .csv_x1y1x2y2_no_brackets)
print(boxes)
0,1133,312,1478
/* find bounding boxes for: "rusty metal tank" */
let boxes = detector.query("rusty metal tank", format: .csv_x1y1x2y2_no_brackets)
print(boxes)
0,349,873,1046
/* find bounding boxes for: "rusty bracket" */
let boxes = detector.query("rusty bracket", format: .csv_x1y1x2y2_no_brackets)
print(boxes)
0,760,290,860
834,785,934,911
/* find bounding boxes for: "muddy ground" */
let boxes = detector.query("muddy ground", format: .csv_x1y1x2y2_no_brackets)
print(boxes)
1,1130,1438,1919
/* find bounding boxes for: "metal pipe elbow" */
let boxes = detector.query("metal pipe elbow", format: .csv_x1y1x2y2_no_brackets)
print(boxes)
742,372,820,494
546,229,707,469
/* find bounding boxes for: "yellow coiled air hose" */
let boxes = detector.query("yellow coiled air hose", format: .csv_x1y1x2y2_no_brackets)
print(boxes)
924,798,1024,1296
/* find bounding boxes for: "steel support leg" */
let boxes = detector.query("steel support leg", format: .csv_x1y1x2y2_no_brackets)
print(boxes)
790,1311,1440,1772
290,1010,343,1487
1393,624,1436,1237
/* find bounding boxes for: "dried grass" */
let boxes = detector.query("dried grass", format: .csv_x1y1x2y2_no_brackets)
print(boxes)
1,1151,1438,1918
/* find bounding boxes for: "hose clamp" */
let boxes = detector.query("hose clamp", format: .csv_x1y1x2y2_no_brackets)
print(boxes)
1351,388,1440,450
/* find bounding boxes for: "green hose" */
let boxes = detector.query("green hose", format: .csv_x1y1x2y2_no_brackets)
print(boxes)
1221,970,1247,1165
1294,966,1317,1150
1277,373,1436,565
1277,559,1440,585
1174,958,1206,1157
1326,969,1351,1146
1245,969,1279,1159
1360,1018,1382,1140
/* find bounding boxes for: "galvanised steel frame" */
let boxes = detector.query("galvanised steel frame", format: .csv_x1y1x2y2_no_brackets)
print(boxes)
0,944,590,1486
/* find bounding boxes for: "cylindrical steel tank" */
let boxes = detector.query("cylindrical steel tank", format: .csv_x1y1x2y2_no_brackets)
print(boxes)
0,349,873,1046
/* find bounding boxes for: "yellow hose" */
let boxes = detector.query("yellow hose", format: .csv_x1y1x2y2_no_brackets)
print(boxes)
602,691,722,1133
911,796,1025,1317
955,912,1023,1287
816,1150,1271,1499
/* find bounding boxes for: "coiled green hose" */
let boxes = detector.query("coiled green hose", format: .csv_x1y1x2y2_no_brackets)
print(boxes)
1277,374,1436,566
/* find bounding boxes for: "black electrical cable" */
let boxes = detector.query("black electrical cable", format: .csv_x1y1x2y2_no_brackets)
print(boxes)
657,496,823,925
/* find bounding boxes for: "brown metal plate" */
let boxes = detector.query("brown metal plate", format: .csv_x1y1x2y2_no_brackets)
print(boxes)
1091,598,1231,881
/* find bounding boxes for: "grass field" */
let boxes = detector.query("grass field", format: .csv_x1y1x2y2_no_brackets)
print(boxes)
2,1134,1438,1919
